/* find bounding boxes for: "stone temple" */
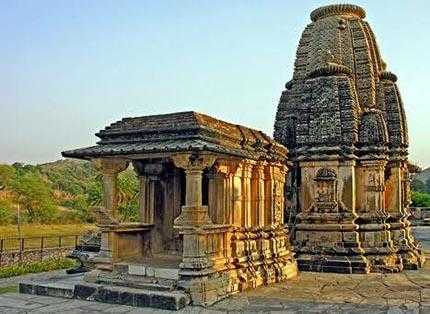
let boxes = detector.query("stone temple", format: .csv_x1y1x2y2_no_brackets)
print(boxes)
63,112,298,307
274,4,425,273
60,3,425,310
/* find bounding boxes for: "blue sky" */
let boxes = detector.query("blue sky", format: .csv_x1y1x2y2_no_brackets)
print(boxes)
1,0,429,167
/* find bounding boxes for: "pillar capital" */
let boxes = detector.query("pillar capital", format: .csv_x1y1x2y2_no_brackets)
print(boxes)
171,153,217,172
252,161,267,178
92,158,129,175
132,160,164,179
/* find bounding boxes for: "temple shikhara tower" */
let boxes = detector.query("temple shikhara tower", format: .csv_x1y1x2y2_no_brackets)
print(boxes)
56,3,425,311
274,4,425,273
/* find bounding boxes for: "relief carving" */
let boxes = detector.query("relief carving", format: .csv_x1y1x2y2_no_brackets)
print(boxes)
313,168,338,213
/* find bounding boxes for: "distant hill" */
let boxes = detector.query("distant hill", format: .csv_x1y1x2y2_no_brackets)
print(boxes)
38,159,99,198
414,167,430,183
0,159,138,224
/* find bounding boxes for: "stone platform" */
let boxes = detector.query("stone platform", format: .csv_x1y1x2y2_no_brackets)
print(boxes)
19,272,189,311
13,226,429,313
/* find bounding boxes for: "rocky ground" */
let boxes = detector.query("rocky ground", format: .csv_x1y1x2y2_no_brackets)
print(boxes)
0,226,429,313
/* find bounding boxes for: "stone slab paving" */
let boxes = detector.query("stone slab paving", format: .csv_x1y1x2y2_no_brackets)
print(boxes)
0,270,65,289
0,226,428,313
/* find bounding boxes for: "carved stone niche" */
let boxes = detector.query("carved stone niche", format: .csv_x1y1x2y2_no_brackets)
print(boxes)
313,168,338,213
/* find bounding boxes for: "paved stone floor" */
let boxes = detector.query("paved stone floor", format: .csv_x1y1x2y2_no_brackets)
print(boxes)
0,226,429,313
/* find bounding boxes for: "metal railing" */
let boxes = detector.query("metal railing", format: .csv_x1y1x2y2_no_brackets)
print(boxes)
0,235,81,266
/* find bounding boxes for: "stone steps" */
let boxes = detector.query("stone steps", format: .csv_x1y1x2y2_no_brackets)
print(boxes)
117,262,180,280
19,276,190,310
96,275,177,291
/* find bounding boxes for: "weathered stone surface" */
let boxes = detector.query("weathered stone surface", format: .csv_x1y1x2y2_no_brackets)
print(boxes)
54,3,425,311
13,232,430,312
62,113,297,307
274,3,425,273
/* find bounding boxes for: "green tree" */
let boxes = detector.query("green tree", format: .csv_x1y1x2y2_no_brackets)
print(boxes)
411,191,430,207
117,170,139,222
12,171,58,223
62,194,94,223
87,179,102,206
0,164,16,190
0,198,14,224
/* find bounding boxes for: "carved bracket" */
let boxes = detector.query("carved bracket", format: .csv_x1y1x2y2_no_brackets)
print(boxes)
92,158,129,175
171,153,217,171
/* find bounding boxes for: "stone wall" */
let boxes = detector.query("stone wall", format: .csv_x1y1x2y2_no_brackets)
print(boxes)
0,247,72,267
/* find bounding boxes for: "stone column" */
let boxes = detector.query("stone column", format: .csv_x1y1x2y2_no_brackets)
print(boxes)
171,153,217,226
133,161,164,254
355,159,402,272
91,158,128,268
232,162,243,226
272,164,287,226
385,161,425,269
251,162,266,227
93,159,129,219
264,165,275,225
132,161,164,224
207,168,227,224
242,161,254,227
384,161,402,218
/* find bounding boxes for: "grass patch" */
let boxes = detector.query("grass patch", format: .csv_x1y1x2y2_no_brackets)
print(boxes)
0,285,18,294
0,258,77,279
0,223,97,238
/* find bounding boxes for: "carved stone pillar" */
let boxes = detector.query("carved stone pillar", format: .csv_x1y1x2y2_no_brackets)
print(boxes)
232,162,243,226
93,159,129,219
242,161,254,227
133,161,164,254
264,165,275,225
91,158,128,268
355,159,402,272
385,161,426,269
132,161,164,224
207,167,227,224
216,160,239,225
171,153,217,226
252,162,266,227
273,164,287,226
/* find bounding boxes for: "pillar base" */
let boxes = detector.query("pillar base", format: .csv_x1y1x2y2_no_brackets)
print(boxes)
297,254,370,274
388,220,426,270
90,255,113,271
174,206,213,226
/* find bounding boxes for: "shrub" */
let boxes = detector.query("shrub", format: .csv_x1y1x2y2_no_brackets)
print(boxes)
411,191,430,207
11,171,58,223
0,257,76,278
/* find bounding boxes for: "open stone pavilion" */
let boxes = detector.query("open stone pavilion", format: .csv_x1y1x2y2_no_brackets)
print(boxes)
61,111,298,308
19,3,426,311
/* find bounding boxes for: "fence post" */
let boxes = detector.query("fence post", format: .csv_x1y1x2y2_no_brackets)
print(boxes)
40,237,45,261
58,236,62,248
0,239,3,267
75,235,79,248
19,238,25,263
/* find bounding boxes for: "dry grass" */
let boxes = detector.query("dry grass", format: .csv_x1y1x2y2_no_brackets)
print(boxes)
0,224,97,251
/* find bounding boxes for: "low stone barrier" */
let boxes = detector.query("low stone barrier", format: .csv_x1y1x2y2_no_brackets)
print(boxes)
0,247,73,267
0,235,81,268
